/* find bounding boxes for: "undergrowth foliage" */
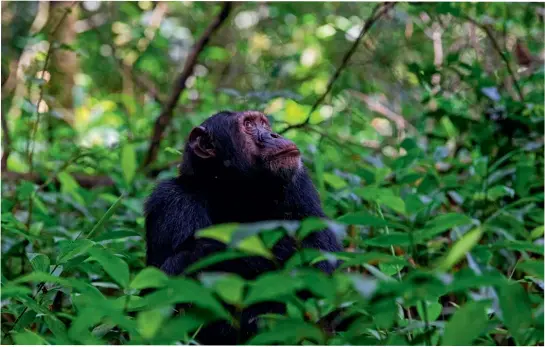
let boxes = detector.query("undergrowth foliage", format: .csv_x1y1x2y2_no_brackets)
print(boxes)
1,2,544,345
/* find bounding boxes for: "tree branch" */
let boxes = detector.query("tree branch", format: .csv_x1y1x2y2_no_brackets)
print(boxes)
279,2,396,134
142,2,233,168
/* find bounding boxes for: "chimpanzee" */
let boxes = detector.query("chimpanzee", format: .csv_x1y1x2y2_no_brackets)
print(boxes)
144,110,342,344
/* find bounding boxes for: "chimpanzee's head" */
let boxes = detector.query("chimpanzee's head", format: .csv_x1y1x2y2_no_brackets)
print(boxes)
181,111,302,181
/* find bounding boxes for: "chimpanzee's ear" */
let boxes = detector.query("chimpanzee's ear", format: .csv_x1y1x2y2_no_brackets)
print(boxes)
188,126,215,159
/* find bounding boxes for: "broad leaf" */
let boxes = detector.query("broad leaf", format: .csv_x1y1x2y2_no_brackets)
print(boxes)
442,300,490,345
130,267,169,290
88,246,130,288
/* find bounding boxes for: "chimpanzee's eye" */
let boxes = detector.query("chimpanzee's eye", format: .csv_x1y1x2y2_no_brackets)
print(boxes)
244,119,253,128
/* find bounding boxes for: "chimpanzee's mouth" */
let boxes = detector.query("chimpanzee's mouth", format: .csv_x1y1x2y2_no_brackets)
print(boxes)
273,146,300,158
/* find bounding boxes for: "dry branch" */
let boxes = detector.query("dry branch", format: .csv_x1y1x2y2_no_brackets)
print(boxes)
142,2,233,168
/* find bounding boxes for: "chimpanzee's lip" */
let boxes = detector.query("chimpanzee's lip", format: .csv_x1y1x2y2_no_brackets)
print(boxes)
273,146,300,157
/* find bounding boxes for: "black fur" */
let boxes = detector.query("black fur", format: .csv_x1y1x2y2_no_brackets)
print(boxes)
144,111,342,344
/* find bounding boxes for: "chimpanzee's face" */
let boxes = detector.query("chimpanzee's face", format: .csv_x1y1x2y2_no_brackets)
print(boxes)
187,111,302,180
235,111,302,177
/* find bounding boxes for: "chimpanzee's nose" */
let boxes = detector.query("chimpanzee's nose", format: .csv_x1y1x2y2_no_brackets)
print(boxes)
259,131,275,142
259,130,285,147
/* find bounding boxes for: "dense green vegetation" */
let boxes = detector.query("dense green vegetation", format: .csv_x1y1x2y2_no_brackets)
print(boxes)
1,2,544,345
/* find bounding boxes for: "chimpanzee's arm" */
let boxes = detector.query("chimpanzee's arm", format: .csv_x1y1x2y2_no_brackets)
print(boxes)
144,179,212,275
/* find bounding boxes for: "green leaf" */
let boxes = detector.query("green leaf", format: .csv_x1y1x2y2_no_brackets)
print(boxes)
29,253,50,273
529,225,544,240
205,274,246,305
196,223,238,244
485,240,544,255
298,269,336,301
378,262,404,276
297,218,336,240
417,174,439,194
130,267,169,290
437,228,483,271
12,272,104,299
323,172,347,190
440,115,458,138
29,222,44,236
446,270,507,293
515,164,534,196
204,46,230,61
57,239,95,264
58,172,85,205
184,250,250,275
442,300,490,345
370,298,398,329
93,229,140,242
197,223,273,258
363,233,411,247
164,147,182,155
355,187,406,214
14,309,38,332
487,185,515,201
237,236,272,259
137,308,169,340
284,99,309,125
338,251,407,270
13,330,48,345
284,248,328,270
87,194,124,239
88,245,130,288
121,143,137,185
144,278,229,319
0,284,33,298
380,196,406,215
415,213,473,242
517,259,544,279
68,307,105,344
337,212,390,227
32,195,49,215
498,282,534,344
245,272,302,305
247,318,325,345
44,315,70,342
155,314,210,343
417,300,442,322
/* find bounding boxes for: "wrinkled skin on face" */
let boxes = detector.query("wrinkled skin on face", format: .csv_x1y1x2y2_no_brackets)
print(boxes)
237,111,302,176
184,111,302,180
